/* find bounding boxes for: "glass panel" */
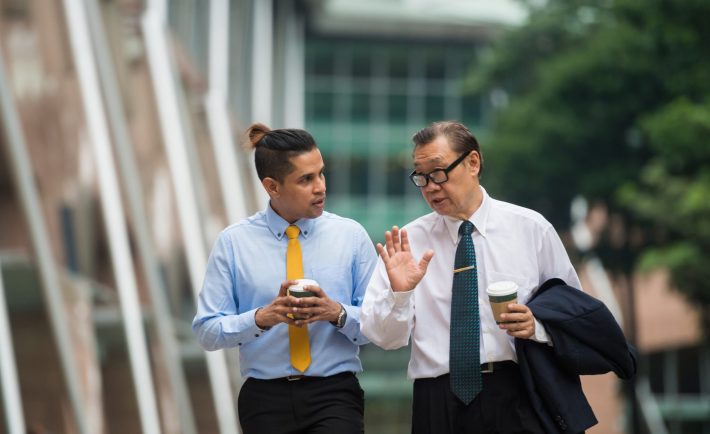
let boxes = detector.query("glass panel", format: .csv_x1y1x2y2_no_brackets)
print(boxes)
678,346,701,394
310,123,334,152
389,49,409,79
351,92,370,122
323,154,348,195
349,156,369,195
678,421,703,434
425,95,446,123
306,42,335,76
306,91,333,120
425,50,447,80
351,46,371,78
462,94,482,126
649,351,665,394
389,94,408,123
386,161,407,196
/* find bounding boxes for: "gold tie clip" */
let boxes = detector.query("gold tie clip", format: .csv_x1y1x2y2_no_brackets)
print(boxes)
453,265,476,274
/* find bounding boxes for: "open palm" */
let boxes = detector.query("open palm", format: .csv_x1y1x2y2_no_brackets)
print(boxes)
377,226,434,292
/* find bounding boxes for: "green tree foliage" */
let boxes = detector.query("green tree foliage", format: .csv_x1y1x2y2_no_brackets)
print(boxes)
470,0,710,322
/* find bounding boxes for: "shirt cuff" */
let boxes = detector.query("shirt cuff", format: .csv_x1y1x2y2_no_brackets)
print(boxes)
532,318,553,346
391,288,414,307
252,308,270,333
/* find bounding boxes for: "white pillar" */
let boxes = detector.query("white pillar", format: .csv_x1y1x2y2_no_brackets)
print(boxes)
207,0,250,224
0,260,26,434
142,1,241,432
62,0,162,432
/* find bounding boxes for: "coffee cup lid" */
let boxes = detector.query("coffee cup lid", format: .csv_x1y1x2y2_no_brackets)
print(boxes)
486,280,518,296
289,278,318,291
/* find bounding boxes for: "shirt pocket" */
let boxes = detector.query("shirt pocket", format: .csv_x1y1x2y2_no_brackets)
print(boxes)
486,270,537,305
309,265,352,303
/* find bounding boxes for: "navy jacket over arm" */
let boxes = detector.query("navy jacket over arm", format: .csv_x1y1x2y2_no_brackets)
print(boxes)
515,278,637,433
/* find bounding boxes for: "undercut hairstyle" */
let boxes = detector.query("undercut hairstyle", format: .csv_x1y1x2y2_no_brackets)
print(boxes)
246,123,317,182
411,121,484,176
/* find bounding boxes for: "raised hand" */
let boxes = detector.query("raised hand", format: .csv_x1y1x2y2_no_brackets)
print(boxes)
377,226,434,292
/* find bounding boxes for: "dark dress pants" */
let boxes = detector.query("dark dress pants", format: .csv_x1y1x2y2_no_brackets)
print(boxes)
238,372,364,434
412,361,546,434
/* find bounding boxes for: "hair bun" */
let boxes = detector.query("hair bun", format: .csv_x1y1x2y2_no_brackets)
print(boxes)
246,123,271,149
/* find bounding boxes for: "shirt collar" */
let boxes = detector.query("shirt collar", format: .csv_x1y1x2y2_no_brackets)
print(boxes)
265,202,316,240
442,186,491,244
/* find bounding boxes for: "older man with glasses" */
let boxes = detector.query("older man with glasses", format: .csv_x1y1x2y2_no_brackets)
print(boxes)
361,121,583,434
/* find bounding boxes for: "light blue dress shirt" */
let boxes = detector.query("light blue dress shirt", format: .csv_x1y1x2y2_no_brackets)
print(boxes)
192,204,377,379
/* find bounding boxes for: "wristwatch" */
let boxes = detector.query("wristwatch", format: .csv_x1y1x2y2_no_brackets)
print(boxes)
331,304,347,328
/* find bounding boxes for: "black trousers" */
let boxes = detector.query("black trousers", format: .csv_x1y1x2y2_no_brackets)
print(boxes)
238,372,364,434
412,362,545,434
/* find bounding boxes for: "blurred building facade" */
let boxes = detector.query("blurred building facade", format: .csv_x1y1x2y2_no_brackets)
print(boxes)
1,1,706,434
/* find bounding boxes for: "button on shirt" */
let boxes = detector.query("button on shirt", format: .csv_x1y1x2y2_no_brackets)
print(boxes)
192,204,377,379
361,187,582,379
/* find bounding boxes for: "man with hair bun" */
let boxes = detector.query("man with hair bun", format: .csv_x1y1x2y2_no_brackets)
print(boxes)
193,123,376,433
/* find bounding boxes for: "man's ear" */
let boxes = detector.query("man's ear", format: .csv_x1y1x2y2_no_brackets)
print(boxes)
262,177,280,198
468,151,481,177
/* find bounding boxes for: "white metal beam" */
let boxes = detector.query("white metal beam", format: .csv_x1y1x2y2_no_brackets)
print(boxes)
0,260,26,434
142,1,241,432
0,44,89,434
82,0,199,432
61,0,162,432
276,0,305,128
249,0,272,209
207,0,250,224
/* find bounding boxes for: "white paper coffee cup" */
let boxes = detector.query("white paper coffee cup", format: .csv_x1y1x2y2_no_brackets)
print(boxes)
288,279,317,319
288,278,318,298
486,281,518,324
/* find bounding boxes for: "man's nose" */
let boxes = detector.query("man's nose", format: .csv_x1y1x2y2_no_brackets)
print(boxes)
422,180,440,193
314,175,326,193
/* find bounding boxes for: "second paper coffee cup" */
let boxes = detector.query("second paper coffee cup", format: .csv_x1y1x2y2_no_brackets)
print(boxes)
486,281,518,324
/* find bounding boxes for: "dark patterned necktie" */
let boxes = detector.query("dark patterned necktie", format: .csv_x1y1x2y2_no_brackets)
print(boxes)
450,220,481,405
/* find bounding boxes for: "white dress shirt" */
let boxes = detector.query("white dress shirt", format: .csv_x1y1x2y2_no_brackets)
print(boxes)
361,187,582,379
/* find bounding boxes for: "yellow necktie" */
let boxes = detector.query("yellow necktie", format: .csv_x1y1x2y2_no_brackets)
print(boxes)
286,225,311,372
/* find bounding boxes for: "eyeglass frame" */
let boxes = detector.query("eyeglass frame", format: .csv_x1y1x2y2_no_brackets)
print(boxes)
408,150,472,187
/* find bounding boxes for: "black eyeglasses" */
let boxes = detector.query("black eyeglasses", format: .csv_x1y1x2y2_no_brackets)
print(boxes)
409,151,471,187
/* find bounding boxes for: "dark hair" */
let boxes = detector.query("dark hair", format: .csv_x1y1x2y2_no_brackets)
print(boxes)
246,123,317,182
411,121,484,176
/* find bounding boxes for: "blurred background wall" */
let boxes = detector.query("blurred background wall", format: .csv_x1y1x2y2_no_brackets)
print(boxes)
0,0,708,433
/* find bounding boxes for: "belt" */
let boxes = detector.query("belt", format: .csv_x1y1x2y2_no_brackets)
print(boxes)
480,360,517,374
263,371,355,382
